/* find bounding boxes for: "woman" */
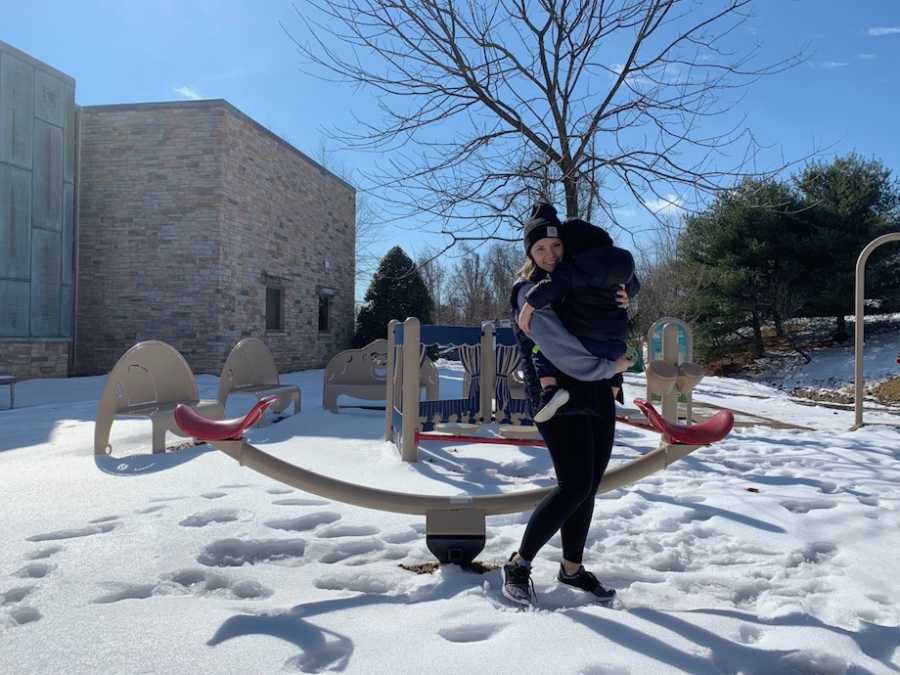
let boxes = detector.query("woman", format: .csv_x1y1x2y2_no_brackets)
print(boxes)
502,203,632,607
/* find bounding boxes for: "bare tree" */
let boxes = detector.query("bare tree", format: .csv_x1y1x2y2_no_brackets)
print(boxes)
287,0,804,247
316,143,382,283
631,218,701,338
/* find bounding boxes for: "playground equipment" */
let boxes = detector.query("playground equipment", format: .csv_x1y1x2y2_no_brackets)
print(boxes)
94,341,224,455
384,319,534,462
853,232,900,429
643,318,704,423
322,338,439,413
175,394,734,565
218,338,301,421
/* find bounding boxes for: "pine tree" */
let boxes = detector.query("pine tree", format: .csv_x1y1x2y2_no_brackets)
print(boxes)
795,154,900,339
680,178,810,356
353,246,434,346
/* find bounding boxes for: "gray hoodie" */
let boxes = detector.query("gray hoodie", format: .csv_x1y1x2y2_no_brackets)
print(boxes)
515,283,618,381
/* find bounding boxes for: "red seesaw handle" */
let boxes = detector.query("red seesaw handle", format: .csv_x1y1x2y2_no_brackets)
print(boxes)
175,396,279,441
633,398,734,445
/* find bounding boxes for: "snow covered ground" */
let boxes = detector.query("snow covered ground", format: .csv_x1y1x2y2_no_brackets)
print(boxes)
1,343,899,674
756,326,899,392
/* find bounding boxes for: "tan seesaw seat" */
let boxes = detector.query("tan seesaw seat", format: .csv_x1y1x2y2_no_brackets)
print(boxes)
323,338,438,413
94,341,225,455
217,338,301,421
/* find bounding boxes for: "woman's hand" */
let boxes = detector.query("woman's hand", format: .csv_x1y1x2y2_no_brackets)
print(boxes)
616,284,629,309
517,302,535,334
613,354,633,373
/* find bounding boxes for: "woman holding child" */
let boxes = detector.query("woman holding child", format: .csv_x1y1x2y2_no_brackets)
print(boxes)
501,203,639,607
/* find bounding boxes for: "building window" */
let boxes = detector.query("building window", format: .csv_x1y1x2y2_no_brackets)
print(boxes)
266,287,283,331
318,294,330,332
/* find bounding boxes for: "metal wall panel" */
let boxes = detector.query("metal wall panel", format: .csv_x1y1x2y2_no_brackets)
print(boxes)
0,163,31,279
30,228,61,336
32,119,63,232
0,52,34,169
64,87,75,183
0,279,29,337
34,69,65,127
61,181,74,283
60,284,73,337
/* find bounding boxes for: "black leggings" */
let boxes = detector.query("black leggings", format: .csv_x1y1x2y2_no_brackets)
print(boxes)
518,401,616,563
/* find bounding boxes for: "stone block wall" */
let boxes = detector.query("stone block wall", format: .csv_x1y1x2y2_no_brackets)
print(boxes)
75,102,225,374
0,340,69,378
219,105,355,372
74,100,355,375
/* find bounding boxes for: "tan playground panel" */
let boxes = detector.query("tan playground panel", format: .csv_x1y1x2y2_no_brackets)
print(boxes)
94,341,224,455
218,337,301,421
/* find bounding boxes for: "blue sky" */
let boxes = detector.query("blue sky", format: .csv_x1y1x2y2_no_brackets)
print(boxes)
3,1,899,299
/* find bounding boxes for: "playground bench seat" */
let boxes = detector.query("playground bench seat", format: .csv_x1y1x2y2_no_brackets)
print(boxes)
217,338,301,422
0,373,16,409
94,341,225,455
323,338,438,413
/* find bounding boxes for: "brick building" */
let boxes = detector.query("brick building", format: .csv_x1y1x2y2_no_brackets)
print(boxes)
1,42,355,378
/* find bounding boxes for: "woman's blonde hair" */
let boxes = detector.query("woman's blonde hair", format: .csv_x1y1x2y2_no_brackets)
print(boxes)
516,257,536,282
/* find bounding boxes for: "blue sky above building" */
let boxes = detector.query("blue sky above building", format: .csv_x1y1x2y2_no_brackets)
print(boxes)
3,1,899,299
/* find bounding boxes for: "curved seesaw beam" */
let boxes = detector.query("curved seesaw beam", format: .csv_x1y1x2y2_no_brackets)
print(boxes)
176,398,733,564
174,398,734,517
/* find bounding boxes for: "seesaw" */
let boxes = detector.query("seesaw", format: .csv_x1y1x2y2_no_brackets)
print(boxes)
175,397,734,565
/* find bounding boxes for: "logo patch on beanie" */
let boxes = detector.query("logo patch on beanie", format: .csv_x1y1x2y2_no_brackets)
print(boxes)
547,225,558,237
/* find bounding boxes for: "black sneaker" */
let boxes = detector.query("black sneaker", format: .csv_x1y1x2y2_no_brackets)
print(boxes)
501,553,536,607
533,386,569,423
557,564,616,603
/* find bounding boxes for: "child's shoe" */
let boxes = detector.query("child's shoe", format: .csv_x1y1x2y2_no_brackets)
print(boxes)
533,386,569,423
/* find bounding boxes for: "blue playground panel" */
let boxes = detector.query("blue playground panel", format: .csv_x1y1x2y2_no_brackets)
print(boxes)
649,324,689,362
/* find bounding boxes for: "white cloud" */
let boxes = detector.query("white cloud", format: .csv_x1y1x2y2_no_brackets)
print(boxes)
868,27,900,36
173,85,202,100
820,61,849,69
857,53,877,60
644,195,683,214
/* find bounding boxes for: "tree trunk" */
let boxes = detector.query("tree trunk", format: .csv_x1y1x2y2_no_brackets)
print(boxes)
834,314,849,342
773,309,785,338
751,309,764,356
563,173,579,219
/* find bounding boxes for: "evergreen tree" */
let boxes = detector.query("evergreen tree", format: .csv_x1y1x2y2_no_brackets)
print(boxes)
680,179,810,356
353,246,434,346
795,154,900,339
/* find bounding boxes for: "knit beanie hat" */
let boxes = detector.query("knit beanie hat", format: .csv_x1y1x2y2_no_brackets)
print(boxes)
522,203,562,255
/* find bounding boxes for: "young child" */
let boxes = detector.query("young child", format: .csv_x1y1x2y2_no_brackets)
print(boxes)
524,218,640,422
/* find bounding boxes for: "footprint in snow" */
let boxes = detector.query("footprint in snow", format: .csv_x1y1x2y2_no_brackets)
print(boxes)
135,504,169,514
179,509,251,527
200,491,228,500
785,541,837,567
197,538,307,567
14,562,55,579
26,521,118,542
5,606,41,627
316,524,380,538
1,586,35,605
272,497,330,507
266,487,293,495
309,538,385,564
24,546,63,560
93,568,272,603
438,623,507,643
575,665,631,675
779,499,837,514
264,512,342,532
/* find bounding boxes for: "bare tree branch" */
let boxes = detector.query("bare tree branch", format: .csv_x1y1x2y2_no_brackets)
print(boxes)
285,0,808,244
